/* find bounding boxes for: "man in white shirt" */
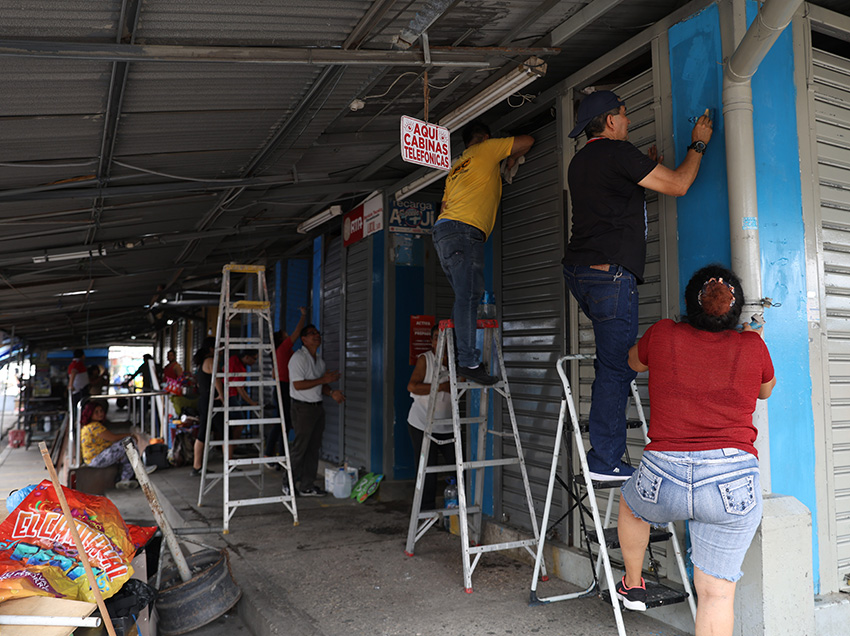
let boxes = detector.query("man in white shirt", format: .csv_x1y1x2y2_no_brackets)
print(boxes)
287,325,345,496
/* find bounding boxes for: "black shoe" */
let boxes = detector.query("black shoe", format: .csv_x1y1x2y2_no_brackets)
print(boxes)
190,467,201,477
457,365,498,386
588,461,635,482
616,576,647,611
298,486,327,497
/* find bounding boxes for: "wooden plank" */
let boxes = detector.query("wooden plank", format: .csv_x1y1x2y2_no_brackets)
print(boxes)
0,596,97,636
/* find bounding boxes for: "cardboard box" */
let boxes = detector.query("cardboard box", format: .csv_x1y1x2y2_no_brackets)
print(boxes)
324,466,359,493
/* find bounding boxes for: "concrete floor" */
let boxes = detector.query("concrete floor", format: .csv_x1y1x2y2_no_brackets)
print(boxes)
0,442,688,636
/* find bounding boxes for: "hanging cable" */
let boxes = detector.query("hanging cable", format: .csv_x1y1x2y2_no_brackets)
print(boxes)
423,70,430,122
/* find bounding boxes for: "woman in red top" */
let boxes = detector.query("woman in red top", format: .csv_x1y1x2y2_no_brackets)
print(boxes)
616,265,776,636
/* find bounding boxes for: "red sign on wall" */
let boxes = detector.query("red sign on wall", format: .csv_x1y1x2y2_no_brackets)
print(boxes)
343,193,384,247
409,315,435,365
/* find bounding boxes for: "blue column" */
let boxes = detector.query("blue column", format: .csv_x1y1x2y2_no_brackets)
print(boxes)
669,1,817,589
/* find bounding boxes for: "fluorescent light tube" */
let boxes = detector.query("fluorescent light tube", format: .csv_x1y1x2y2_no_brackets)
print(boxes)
297,205,343,234
438,57,547,131
395,162,455,203
33,246,106,264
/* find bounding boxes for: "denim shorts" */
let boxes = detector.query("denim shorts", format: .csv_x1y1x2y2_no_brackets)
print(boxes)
620,448,762,582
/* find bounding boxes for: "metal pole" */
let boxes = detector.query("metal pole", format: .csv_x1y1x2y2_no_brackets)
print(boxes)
722,0,803,494
38,442,118,636
0,615,102,627
0,327,14,436
121,438,193,583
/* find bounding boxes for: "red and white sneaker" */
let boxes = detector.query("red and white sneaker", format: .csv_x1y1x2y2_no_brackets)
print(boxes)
615,575,647,611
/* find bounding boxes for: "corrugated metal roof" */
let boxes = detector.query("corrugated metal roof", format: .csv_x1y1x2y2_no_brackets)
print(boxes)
115,111,281,156
121,63,322,113
136,0,375,46
0,116,103,162
0,0,844,346
0,0,119,40
0,60,110,116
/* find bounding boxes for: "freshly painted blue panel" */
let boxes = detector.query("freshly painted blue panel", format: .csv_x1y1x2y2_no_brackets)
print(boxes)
370,231,385,473
669,2,731,295
393,263,424,480
745,0,818,590
669,1,818,590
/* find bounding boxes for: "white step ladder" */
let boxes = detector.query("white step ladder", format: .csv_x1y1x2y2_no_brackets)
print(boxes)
529,355,696,635
404,319,547,592
197,263,298,532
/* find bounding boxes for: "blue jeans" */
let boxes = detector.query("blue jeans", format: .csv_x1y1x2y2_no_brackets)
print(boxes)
563,264,638,473
432,220,486,368
621,449,762,582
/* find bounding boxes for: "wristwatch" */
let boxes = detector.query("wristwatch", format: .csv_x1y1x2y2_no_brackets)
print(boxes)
687,140,707,154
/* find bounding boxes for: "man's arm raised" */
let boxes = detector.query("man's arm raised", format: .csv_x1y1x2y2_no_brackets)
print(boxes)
505,134,535,171
638,112,712,197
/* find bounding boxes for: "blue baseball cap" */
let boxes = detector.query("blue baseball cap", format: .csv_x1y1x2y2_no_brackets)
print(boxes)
568,90,625,138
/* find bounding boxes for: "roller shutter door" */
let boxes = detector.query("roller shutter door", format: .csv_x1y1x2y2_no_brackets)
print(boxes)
812,47,850,586
342,239,371,470
321,237,343,464
497,115,566,531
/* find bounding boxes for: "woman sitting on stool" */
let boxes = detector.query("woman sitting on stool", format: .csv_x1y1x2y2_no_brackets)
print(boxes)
80,399,154,489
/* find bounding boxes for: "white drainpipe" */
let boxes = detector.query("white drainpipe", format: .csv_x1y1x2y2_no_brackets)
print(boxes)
724,0,802,325
722,0,803,492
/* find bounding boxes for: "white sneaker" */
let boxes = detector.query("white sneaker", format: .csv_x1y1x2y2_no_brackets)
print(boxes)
145,464,157,474
116,480,140,490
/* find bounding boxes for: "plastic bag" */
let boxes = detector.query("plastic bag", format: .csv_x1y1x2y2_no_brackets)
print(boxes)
350,473,384,503
0,479,156,603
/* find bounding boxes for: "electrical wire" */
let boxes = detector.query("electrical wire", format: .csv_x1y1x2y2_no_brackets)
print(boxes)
507,92,537,108
0,160,98,168
364,71,420,100
112,160,257,184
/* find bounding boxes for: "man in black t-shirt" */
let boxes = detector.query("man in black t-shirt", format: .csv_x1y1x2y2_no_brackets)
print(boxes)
563,90,712,481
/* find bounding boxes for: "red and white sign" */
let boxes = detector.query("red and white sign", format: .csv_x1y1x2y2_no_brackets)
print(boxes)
343,193,384,247
400,116,451,171
410,315,435,365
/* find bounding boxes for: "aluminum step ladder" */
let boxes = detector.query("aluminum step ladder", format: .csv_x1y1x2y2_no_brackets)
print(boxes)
404,318,547,592
529,355,696,636
197,263,298,532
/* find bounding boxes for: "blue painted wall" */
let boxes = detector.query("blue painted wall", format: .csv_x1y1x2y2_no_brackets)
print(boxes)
669,1,818,589
669,3,730,292
285,259,310,338
745,1,817,590
392,250,425,480
370,232,385,473
273,260,283,331
312,237,323,329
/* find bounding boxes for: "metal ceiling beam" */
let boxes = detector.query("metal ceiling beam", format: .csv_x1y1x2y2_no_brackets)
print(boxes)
88,0,143,245
382,0,631,194
345,1,576,189
344,0,400,49
172,2,433,270
0,40,558,66
0,176,394,202
395,0,459,49
543,0,629,47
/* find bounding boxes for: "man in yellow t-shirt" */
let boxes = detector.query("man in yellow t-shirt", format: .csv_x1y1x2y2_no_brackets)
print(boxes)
432,120,534,385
